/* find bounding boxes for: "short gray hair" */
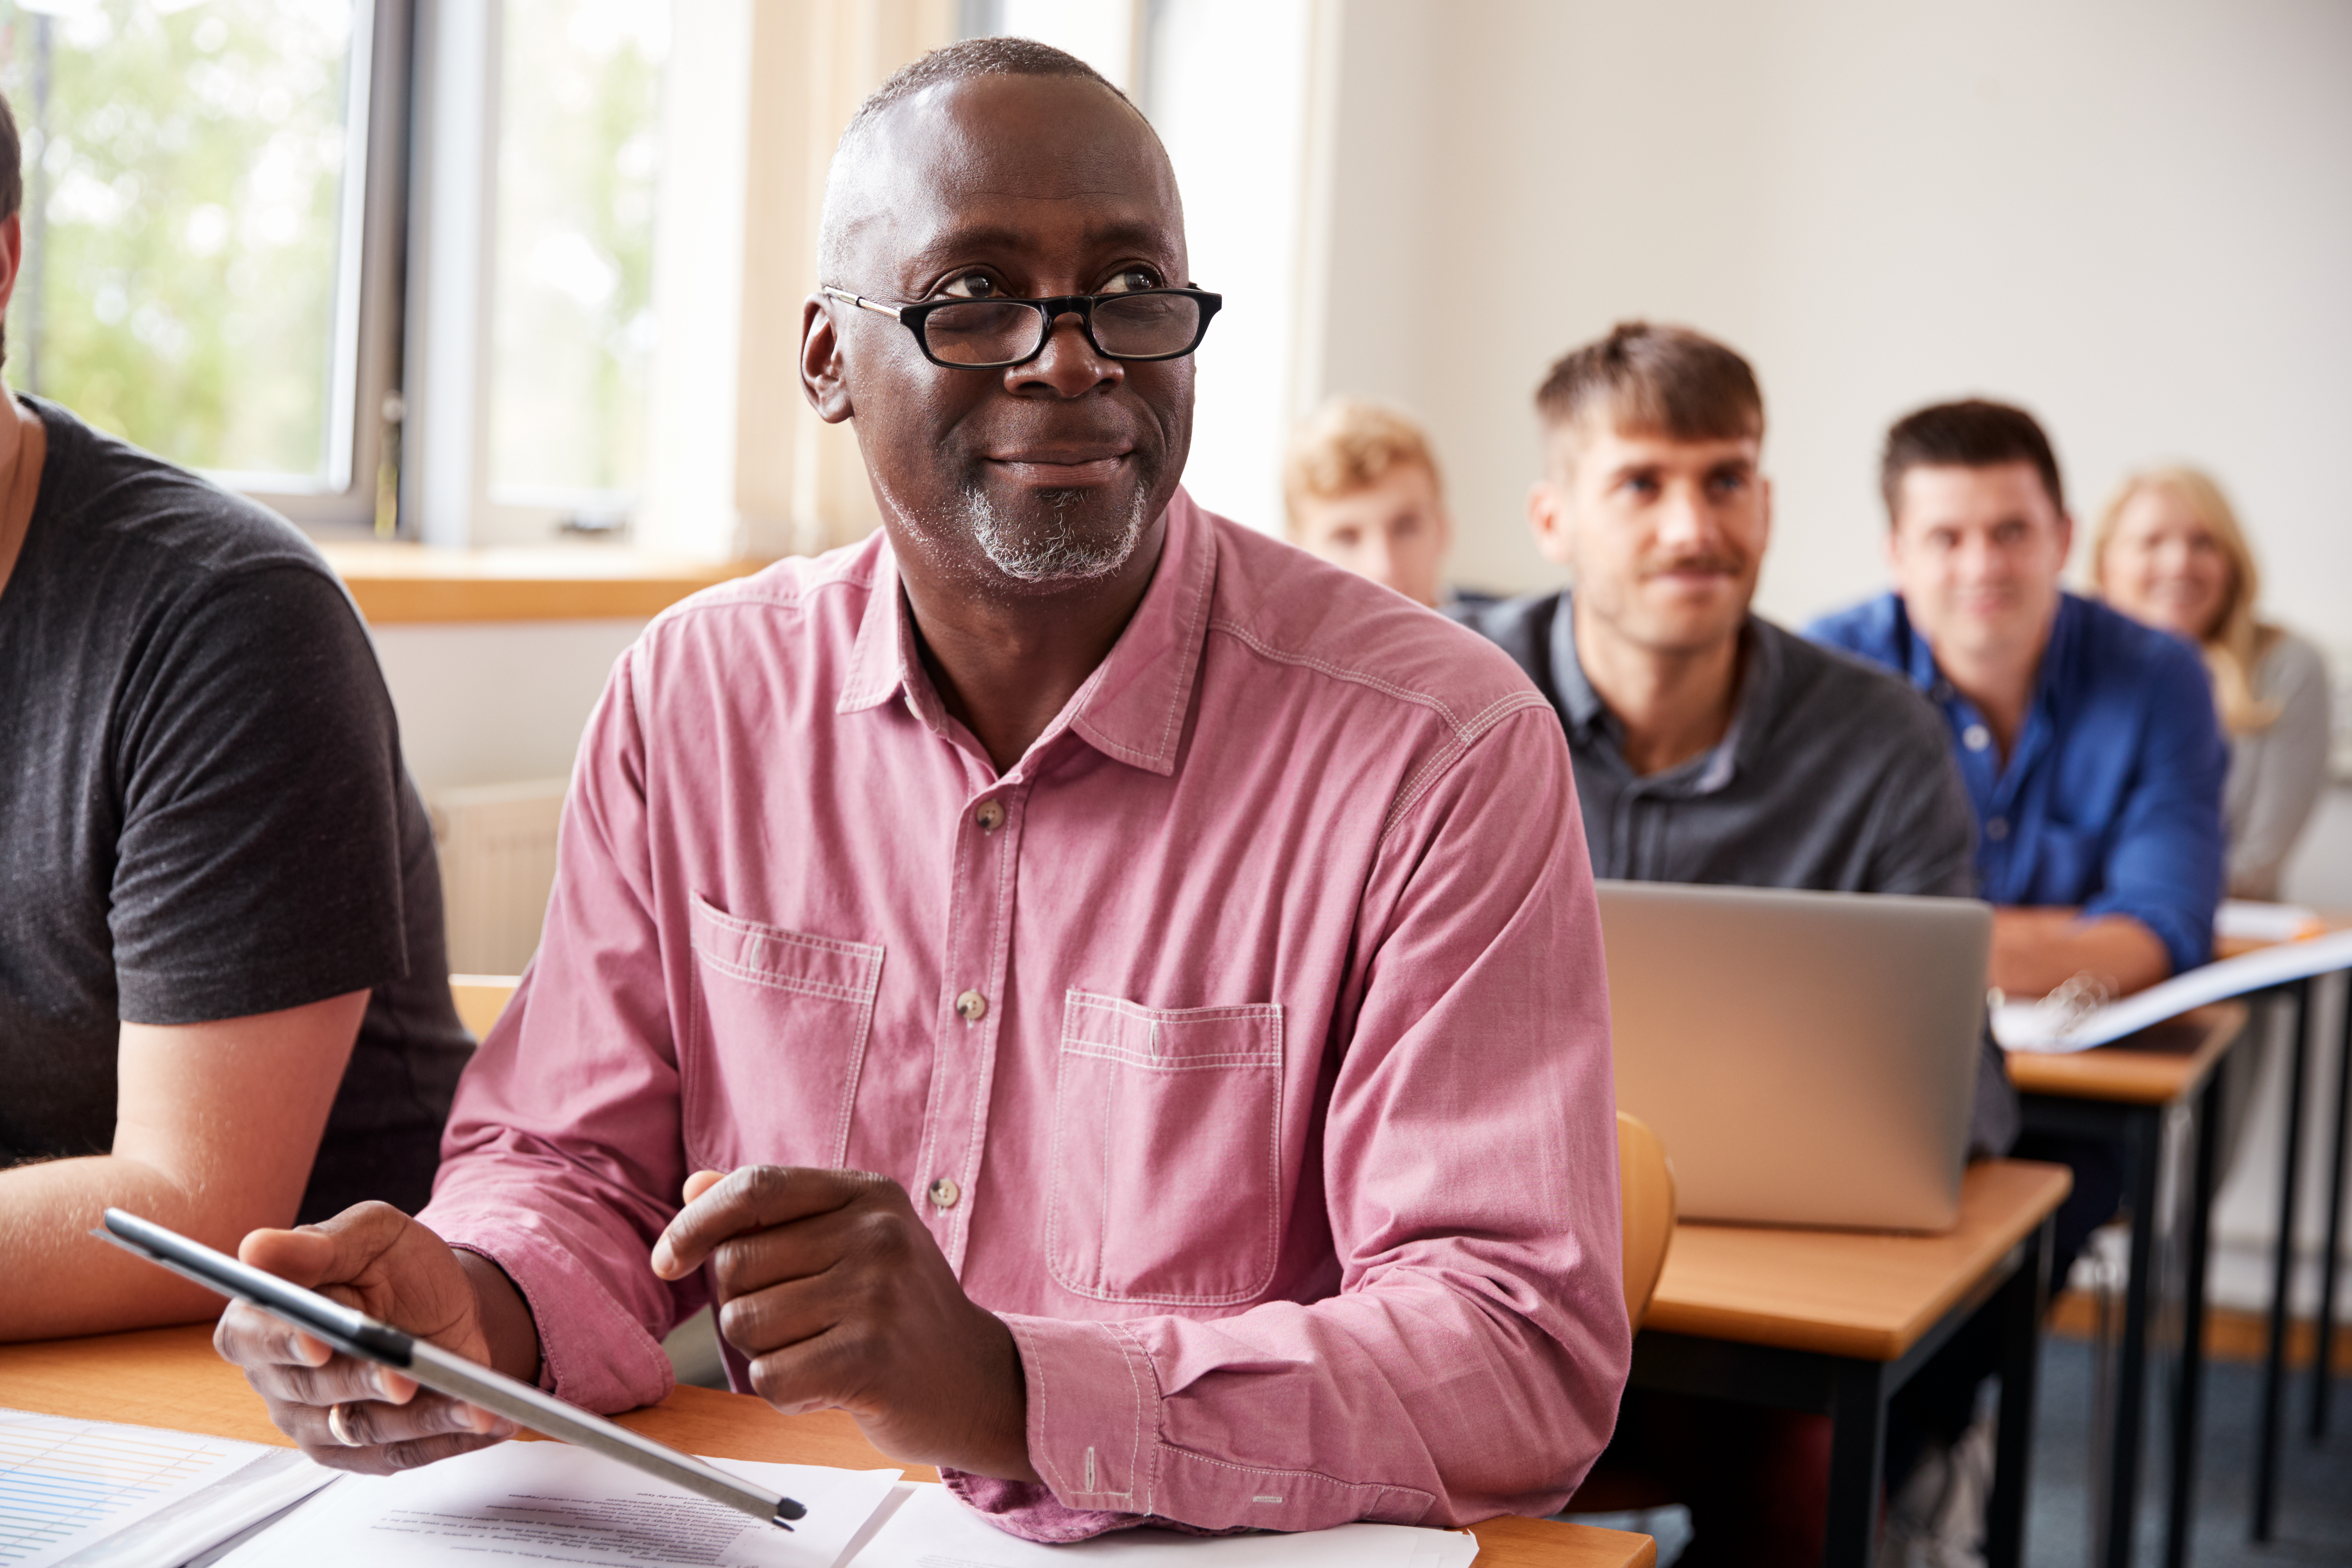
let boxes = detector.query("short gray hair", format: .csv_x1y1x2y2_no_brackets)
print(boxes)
819,38,1144,279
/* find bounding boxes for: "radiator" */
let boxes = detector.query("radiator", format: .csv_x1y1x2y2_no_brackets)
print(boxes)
428,779,568,976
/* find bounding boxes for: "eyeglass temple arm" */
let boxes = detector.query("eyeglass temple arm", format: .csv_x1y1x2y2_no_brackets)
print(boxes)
820,286,902,321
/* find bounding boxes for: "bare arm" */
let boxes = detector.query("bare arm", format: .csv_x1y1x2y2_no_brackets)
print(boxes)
0,989,368,1340
1990,908,2170,1000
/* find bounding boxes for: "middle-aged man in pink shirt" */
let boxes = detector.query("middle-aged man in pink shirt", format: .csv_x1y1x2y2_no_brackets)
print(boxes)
214,37,1626,1542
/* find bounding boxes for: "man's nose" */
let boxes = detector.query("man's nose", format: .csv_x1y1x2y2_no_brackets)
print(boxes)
1009,310,1120,396
1655,488,1716,549
1958,533,2010,580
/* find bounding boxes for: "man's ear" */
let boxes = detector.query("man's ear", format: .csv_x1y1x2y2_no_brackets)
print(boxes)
1527,479,1575,568
800,295,854,424
2054,509,2076,567
0,213,23,319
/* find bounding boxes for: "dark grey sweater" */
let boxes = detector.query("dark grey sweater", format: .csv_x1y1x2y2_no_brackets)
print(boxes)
1451,588,2015,1153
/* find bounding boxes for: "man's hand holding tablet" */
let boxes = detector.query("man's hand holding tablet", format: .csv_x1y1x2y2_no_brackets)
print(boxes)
209,1167,1039,1484
212,1202,533,1472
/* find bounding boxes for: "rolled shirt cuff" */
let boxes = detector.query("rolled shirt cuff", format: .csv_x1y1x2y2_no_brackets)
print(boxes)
419,1199,677,1415
961,1312,1432,1540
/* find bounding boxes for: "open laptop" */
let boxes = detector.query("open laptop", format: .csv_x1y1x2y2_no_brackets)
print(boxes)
1596,879,1992,1233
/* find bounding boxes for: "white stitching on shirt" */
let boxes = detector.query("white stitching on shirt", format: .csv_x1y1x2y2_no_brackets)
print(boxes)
1108,1320,1157,1512
1206,619,1473,736
1379,694,1555,839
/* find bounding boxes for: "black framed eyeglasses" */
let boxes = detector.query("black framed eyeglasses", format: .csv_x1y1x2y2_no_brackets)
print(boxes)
821,285,1222,369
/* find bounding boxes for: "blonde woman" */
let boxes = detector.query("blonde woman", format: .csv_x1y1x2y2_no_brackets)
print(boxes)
2095,467,2331,900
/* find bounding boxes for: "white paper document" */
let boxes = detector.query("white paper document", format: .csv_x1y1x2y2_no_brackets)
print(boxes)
846,1484,1478,1568
1993,926,2352,1053
2214,899,2324,944
211,1441,904,1568
0,1408,332,1568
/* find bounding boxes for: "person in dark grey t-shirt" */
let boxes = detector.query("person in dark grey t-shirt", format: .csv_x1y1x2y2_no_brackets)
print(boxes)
1448,322,1998,1568
0,93,468,1342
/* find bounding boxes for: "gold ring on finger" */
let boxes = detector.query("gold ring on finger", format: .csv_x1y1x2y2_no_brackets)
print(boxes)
327,1402,363,1447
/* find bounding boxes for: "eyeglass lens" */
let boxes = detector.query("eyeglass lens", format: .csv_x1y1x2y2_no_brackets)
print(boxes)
922,293,1204,366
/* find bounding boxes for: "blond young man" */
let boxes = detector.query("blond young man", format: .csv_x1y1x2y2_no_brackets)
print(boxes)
1282,397,1480,609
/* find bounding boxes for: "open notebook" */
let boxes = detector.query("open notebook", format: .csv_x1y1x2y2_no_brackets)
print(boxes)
1991,925,2352,1053
5,1408,1480,1568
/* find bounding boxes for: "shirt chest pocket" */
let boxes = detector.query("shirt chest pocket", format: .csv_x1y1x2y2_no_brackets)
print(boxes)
1047,990,1284,1308
685,894,885,1171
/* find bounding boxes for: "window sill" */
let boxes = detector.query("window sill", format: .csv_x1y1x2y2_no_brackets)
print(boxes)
319,543,763,624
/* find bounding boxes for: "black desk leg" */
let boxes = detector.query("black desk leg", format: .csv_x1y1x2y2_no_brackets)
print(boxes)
2312,970,2351,1441
2166,1067,2224,1568
2255,978,2313,1541
1988,1218,2054,1568
2103,1104,2161,1568
1823,1360,1888,1568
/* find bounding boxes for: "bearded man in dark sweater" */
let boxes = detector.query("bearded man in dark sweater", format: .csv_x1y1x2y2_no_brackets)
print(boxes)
1451,322,2008,1564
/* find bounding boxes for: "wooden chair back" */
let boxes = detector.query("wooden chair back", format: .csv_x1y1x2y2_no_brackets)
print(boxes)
449,974,521,1042
1617,1110,1677,1327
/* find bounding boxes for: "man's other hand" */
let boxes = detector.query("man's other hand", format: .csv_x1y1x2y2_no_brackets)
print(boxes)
652,1166,1039,1482
213,1203,523,1472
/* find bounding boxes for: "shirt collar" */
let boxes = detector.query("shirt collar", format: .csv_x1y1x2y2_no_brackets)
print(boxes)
833,488,1217,779
1549,591,1771,796
1548,592,1608,735
1893,588,2081,718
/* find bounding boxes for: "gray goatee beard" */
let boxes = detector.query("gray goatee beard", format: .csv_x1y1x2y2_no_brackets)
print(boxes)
962,482,1151,584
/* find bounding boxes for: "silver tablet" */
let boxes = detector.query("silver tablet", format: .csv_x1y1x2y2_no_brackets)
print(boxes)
95,1208,804,1530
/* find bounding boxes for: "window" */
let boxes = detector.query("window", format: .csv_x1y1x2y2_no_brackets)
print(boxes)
484,0,665,526
0,0,956,551
0,0,401,530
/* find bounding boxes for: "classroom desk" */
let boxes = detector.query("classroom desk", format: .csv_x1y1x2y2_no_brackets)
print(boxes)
2216,909,2352,1543
0,1325,1656,1568
2006,1001,2247,1568
1632,1159,2072,1568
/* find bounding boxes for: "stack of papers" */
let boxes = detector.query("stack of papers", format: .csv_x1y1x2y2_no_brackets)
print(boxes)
0,1410,333,1568
3,1407,1481,1568
210,1441,903,1568
2214,899,2326,944
850,1486,1477,1568
1993,926,2352,1053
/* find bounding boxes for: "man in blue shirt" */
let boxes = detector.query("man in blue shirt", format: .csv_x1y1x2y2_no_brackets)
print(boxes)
1811,398,2227,1004
1811,399,2227,1538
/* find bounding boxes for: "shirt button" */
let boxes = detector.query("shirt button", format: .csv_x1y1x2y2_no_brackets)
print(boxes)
1963,724,1991,752
975,799,1005,832
955,989,988,1022
928,1176,961,1209
1987,816,2010,841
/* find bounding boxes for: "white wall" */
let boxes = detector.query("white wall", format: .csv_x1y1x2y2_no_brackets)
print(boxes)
1315,0,2352,645
371,620,644,796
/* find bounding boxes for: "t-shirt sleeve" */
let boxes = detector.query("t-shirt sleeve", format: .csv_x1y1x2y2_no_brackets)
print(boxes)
108,563,410,1024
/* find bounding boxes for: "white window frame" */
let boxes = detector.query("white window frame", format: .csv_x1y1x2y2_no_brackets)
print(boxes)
14,0,410,534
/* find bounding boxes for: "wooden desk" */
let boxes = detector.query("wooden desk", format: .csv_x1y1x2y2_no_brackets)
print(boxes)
2004,1001,2246,1568
1632,1160,2072,1568
0,1326,1654,1568
2004,1002,2244,1106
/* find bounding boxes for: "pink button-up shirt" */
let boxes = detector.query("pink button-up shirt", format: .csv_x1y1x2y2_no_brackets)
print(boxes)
419,490,1626,1540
